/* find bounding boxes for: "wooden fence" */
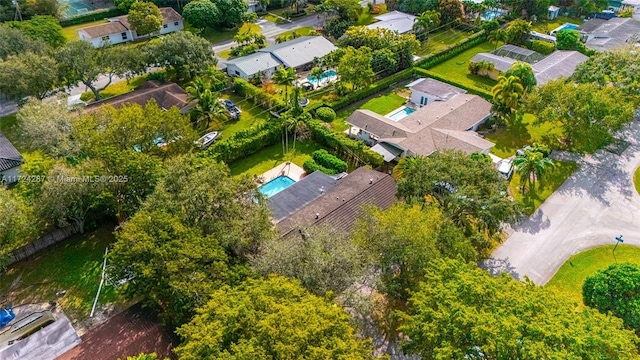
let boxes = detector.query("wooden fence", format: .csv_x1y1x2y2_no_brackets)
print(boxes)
3,226,78,268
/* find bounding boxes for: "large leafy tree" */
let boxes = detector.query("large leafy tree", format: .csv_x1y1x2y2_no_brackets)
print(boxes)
211,0,248,27
505,19,532,46
556,29,580,50
572,47,640,96
146,31,217,81
324,0,361,21
395,151,518,243
141,155,275,258
337,26,419,71
17,97,79,158
583,263,640,334
182,0,219,30
352,203,473,300
338,46,374,90
8,15,65,48
0,52,58,100
399,258,640,359
0,25,47,60
525,80,636,152
108,209,233,325
438,0,463,24
57,41,147,100
513,149,554,194
399,0,439,14
127,1,163,37
250,226,367,296
175,276,375,360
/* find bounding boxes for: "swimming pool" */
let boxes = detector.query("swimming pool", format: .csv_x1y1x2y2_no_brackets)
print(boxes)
387,107,415,122
307,70,338,84
258,176,296,198
482,10,506,21
550,23,580,35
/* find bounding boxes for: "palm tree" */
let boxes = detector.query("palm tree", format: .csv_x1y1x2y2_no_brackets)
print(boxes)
413,10,441,41
392,156,418,180
310,66,324,84
191,90,227,129
186,77,209,101
488,28,506,49
513,150,554,194
492,75,524,110
272,67,297,103
275,34,290,44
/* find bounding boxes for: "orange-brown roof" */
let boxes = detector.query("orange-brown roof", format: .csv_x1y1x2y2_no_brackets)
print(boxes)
85,81,189,112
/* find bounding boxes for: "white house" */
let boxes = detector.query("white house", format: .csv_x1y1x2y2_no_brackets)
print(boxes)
406,78,467,107
0,131,22,184
224,36,338,79
366,11,416,34
78,7,184,48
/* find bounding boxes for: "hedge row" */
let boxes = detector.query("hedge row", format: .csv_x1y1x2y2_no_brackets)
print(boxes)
304,118,383,167
233,78,287,113
528,40,555,55
312,149,347,173
413,67,493,100
327,68,414,111
205,118,287,164
303,160,337,175
415,30,487,70
59,8,125,26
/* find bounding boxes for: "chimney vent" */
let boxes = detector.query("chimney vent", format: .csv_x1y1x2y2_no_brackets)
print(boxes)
369,178,373,184
315,213,320,219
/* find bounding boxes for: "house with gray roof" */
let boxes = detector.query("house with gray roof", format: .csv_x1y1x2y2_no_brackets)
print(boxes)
346,91,494,162
0,131,22,184
267,171,341,222
224,36,337,79
366,10,416,34
406,78,467,107
578,17,640,51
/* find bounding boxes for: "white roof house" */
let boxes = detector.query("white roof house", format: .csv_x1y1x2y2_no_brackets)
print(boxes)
578,17,640,51
531,50,589,85
77,7,184,48
366,10,416,34
225,36,337,79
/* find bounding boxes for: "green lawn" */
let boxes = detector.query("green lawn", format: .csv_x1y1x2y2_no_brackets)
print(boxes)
485,114,562,158
61,19,108,41
532,16,583,34
634,166,640,195
218,49,232,59
80,74,149,102
214,93,275,140
0,226,126,324
416,28,474,56
228,140,322,177
264,14,280,23
546,245,640,305
277,26,315,39
360,93,406,115
510,159,578,215
429,41,498,92
186,22,261,44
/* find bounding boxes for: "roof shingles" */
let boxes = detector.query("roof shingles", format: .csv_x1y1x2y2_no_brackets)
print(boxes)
0,131,22,172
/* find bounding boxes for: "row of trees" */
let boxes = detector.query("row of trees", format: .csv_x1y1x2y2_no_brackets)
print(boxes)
0,28,215,101
182,0,248,30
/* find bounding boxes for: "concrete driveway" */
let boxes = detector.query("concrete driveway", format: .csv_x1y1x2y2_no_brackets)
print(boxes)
486,121,640,285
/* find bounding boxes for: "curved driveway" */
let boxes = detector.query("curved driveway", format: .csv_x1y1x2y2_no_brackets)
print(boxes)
486,121,640,285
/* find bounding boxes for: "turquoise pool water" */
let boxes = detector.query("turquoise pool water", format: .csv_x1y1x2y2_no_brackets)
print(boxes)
387,107,415,122
307,70,337,84
551,23,580,35
258,176,296,198
482,10,506,20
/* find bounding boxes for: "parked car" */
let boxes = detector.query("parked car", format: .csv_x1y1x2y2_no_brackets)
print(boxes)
497,158,514,179
220,99,242,119
195,131,220,148
224,99,235,109
301,82,314,91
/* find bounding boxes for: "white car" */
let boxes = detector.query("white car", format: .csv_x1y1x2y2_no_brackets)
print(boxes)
195,131,220,148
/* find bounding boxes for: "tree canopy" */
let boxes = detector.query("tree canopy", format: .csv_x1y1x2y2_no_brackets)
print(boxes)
146,31,217,81
127,1,163,37
182,0,219,30
572,47,640,96
583,263,640,333
399,258,640,359
338,46,374,90
7,15,65,48
175,275,375,360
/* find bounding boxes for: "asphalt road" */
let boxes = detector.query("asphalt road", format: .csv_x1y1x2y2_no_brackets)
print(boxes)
486,121,640,285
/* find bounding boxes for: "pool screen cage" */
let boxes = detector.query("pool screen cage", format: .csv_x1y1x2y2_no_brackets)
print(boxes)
491,44,545,63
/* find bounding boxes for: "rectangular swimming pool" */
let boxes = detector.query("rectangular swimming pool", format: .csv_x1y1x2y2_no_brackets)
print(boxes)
387,107,415,122
307,70,338,84
550,23,580,35
258,175,296,198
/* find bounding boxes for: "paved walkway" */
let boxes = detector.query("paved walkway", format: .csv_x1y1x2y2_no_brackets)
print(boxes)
487,121,640,285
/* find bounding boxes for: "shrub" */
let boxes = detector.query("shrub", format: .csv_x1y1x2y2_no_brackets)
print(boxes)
312,149,347,173
529,40,555,55
303,160,337,175
234,78,287,113
316,107,336,122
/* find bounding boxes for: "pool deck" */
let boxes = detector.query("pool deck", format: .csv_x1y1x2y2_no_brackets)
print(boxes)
256,162,305,185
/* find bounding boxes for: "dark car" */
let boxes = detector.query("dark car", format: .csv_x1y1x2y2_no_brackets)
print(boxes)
224,99,235,109
301,82,314,91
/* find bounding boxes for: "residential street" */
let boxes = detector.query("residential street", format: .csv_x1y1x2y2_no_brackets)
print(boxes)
486,121,640,285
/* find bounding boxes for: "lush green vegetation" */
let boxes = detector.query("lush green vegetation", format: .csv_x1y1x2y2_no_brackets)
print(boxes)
0,115,21,150
0,226,124,323
80,75,149,102
416,28,473,56
547,245,640,305
228,141,322,177
485,114,561,158
510,159,577,215
531,16,583,34
634,166,640,195
360,93,406,115
428,41,497,92
277,26,315,39
215,94,274,139
185,22,261,44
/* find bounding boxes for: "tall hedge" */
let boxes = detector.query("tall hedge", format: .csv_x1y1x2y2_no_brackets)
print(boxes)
59,8,125,26
304,118,383,168
312,149,347,173
233,78,287,113
303,160,337,175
